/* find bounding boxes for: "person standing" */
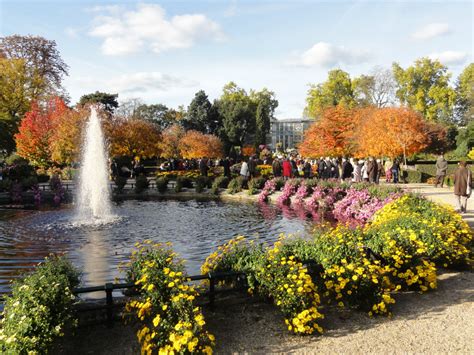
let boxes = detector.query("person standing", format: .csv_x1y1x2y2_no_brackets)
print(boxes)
375,159,383,184
384,158,393,183
453,161,472,213
199,157,209,177
222,157,231,178
391,159,400,183
367,157,376,183
248,156,257,179
435,154,448,188
272,157,282,177
341,158,353,182
282,158,292,180
303,159,312,178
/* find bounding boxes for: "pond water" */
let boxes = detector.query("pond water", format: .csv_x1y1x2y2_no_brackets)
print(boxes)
0,198,315,295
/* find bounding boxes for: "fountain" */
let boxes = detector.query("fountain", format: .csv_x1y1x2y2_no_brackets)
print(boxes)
76,107,114,222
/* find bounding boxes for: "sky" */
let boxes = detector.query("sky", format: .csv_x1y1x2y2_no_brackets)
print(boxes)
1,0,473,118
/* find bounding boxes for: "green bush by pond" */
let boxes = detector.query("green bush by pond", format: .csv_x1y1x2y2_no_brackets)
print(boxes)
0,256,80,354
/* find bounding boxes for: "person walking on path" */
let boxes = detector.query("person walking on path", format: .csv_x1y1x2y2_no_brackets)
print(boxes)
453,161,472,213
435,154,448,188
199,157,209,177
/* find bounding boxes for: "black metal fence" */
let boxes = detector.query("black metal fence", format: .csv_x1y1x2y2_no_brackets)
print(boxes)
72,271,246,327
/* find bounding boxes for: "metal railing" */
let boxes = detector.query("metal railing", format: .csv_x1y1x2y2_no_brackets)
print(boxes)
72,271,246,327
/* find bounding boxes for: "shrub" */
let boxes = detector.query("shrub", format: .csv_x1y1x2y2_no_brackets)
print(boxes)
174,178,183,193
403,170,422,183
247,177,266,195
366,194,473,269
210,176,229,195
156,177,169,193
227,176,244,194
195,176,211,193
201,237,324,334
176,176,193,189
125,241,215,354
274,177,285,191
114,176,127,192
135,175,150,193
0,256,80,353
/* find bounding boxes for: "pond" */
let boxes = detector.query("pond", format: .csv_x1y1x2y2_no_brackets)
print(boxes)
0,198,315,295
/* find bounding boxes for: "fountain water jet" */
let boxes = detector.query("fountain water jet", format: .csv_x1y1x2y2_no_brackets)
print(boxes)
76,107,114,222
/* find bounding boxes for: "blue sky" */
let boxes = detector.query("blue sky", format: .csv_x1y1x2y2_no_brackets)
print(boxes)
1,0,473,117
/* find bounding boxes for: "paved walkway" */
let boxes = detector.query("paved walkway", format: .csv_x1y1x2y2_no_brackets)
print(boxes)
404,183,474,229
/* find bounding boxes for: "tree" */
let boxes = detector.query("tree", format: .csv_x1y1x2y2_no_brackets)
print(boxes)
116,98,143,118
392,58,456,123
304,69,356,119
299,105,360,157
0,58,42,153
217,82,255,148
250,88,278,148
356,107,428,164
135,103,172,129
50,107,87,165
454,63,474,126
179,130,223,159
108,118,161,159
15,97,68,167
352,67,396,107
78,91,119,114
0,35,69,96
422,122,456,155
160,124,186,159
184,90,213,133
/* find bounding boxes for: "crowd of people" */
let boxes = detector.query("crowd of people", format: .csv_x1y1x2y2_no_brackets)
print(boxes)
262,156,402,184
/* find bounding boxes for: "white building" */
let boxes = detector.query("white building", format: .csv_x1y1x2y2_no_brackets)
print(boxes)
268,118,313,150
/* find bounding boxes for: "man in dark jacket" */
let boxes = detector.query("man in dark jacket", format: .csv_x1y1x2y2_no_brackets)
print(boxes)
199,158,208,177
221,157,231,178
272,158,282,177
248,156,257,178
341,158,353,181
435,154,448,188
303,159,312,178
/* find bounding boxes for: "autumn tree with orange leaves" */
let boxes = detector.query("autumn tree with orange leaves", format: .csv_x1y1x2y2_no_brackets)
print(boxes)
180,130,223,159
160,124,186,159
299,105,361,158
108,118,161,159
356,107,428,164
50,106,87,165
15,97,68,167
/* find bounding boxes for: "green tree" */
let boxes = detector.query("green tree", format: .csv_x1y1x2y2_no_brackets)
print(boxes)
135,103,172,129
217,82,254,148
250,88,278,147
454,63,474,126
78,91,119,114
304,69,355,119
392,58,456,123
184,90,213,133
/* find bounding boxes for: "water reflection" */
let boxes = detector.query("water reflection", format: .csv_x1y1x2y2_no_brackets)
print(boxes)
0,199,315,295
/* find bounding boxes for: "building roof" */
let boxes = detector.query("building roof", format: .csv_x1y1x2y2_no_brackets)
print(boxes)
270,117,313,123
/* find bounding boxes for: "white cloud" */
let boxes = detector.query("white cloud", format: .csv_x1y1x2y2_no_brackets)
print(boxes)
428,51,468,65
89,3,224,56
290,42,371,67
72,71,198,95
412,23,451,40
